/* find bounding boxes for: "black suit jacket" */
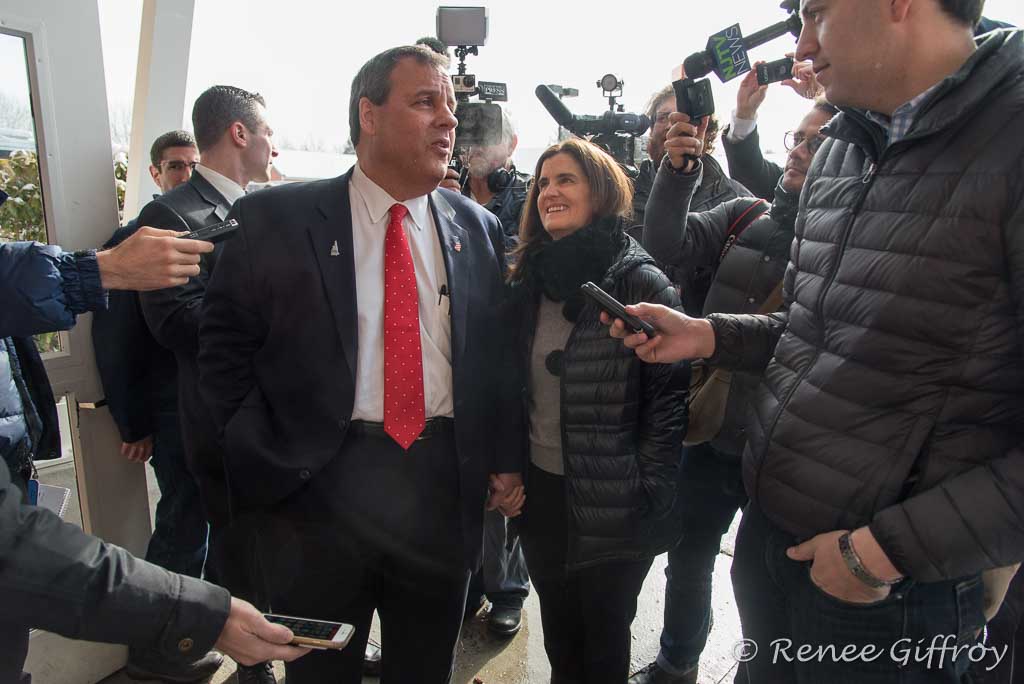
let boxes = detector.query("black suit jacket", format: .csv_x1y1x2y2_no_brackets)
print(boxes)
198,170,521,567
92,218,178,443
138,172,233,525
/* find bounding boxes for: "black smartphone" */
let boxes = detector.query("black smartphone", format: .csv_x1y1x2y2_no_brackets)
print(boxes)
581,282,656,337
182,218,239,243
757,57,796,86
263,613,356,651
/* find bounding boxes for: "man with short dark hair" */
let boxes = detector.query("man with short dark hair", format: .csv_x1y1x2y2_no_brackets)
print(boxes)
608,1,1024,681
93,130,208,615
199,44,521,683
137,86,278,684
148,130,200,194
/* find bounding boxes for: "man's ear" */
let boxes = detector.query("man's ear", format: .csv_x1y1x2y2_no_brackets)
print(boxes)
359,97,376,139
149,165,161,186
228,122,247,148
508,134,519,156
890,0,913,23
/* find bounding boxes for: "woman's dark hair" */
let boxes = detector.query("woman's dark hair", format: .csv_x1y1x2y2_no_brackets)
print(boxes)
508,138,632,283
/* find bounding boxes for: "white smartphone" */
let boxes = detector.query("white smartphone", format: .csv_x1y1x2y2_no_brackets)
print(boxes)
263,613,356,651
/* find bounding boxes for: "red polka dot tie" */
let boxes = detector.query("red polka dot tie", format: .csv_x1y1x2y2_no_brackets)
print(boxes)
383,203,425,450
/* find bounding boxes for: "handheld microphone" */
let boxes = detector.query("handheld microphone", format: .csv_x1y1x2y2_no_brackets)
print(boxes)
682,13,802,82
535,85,575,129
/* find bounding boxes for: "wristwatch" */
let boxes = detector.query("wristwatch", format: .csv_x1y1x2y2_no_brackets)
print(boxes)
838,532,902,589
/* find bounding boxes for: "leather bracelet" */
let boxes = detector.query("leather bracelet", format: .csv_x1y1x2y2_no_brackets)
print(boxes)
838,532,901,589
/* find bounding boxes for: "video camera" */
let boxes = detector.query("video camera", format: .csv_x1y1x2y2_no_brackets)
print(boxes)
437,6,507,150
535,74,650,177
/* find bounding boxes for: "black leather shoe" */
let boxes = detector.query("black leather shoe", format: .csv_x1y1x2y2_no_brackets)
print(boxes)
487,604,522,637
362,641,382,677
627,662,698,684
124,650,223,682
236,662,275,684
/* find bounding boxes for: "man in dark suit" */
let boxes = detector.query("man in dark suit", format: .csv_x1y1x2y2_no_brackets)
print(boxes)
199,45,523,683
94,130,207,573
137,86,279,684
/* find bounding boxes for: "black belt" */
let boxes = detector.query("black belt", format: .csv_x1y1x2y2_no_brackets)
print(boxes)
348,417,454,441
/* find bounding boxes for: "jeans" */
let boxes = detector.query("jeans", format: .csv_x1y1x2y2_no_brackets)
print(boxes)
969,570,1023,683
467,508,530,610
657,444,746,676
731,503,987,683
145,411,207,579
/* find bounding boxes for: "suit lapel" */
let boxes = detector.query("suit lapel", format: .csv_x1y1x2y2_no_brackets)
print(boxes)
310,172,358,381
430,191,469,360
189,171,232,221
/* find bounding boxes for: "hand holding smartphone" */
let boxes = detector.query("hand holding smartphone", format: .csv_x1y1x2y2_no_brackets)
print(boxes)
581,282,657,337
263,614,355,650
182,218,239,243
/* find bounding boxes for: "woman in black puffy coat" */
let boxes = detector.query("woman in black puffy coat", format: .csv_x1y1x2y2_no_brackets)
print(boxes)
504,138,689,684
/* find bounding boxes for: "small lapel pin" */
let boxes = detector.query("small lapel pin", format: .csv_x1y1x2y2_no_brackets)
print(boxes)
453,237,462,253
330,240,340,257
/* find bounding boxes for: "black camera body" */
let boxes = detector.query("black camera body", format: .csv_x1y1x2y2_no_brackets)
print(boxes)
757,57,795,85
673,78,715,124
534,78,650,178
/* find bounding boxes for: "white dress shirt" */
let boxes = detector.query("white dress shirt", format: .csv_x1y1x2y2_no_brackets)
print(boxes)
194,165,245,217
349,163,453,421
727,110,759,143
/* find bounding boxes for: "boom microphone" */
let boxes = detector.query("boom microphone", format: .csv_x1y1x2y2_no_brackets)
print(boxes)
682,13,802,82
535,84,575,128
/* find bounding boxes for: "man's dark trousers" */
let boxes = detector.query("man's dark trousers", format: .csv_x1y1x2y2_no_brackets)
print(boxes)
730,504,987,683
467,510,529,613
257,423,470,684
144,410,207,578
657,444,746,676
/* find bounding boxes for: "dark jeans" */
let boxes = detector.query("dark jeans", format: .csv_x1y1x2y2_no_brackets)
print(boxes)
657,444,747,676
520,464,654,684
970,570,1024,684
145,411,208,578
467,508,530,610
258,425,470,684
731,503,987,684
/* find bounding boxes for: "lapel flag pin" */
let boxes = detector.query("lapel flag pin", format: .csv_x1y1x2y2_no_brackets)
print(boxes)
330,240,340,257
453,237,462,253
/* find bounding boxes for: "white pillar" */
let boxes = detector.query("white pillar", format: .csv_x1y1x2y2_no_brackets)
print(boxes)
122,0,195,222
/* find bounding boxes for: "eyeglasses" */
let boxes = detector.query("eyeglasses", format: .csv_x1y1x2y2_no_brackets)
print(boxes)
160,160,199,173
784,131,826,155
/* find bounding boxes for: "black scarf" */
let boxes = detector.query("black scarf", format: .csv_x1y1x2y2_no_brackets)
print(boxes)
516,215,626,322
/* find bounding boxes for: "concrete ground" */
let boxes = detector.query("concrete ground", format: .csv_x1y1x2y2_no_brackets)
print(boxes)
102,471,744,684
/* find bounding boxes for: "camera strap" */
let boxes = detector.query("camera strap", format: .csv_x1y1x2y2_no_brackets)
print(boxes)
718,198,770,264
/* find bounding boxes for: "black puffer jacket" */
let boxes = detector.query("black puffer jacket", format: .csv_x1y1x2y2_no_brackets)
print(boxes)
707,29,1024,582
632,154,750,228
506,230,689,569
643,159,798,458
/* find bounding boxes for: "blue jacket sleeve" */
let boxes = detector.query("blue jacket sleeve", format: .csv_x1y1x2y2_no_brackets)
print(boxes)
0,242,106,338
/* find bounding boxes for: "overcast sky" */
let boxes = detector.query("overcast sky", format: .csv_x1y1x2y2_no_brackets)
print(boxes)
79,0,1024,172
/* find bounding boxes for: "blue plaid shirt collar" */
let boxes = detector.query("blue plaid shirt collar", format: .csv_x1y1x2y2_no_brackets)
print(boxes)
866,84,941,145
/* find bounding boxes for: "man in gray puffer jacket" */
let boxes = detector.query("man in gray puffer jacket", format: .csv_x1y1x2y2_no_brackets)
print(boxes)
608,2,1024,682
